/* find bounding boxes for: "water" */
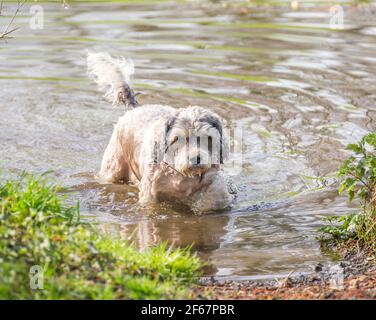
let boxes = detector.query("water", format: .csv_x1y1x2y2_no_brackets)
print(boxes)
1,2,375,278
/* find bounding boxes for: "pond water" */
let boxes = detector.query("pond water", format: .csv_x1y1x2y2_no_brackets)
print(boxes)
1,2,375,279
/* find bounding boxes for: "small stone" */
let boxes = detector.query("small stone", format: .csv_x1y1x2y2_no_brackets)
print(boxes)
324,290,334,299
315,263,323,273
357,275,367,282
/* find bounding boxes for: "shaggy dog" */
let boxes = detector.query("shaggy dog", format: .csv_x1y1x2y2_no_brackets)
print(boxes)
87,52,232,213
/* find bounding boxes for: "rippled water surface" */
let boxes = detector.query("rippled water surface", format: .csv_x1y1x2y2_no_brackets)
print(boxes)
1,2,376,278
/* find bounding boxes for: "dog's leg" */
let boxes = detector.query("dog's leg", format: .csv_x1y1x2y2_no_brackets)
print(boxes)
138,165,161,204
99,123,128,182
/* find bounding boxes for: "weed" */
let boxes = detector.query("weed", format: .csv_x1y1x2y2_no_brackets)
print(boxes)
318,133,376,254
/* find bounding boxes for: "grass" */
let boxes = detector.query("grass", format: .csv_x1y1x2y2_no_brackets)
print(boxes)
318,133,376,256
0,172,203,299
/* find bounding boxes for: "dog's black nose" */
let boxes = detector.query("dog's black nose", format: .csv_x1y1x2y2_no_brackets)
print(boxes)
196,156,201,165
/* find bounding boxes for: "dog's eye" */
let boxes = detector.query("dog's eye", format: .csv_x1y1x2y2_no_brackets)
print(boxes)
170,136,179,145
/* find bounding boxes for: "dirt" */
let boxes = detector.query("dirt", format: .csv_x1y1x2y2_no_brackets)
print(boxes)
197,273,376,300
196,246,376,300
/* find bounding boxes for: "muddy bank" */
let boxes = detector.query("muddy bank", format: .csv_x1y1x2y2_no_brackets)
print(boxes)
197,248,376,299
198,273,376,299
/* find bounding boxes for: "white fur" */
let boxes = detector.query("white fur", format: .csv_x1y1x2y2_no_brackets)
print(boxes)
87,51,134,106
88,52,233,213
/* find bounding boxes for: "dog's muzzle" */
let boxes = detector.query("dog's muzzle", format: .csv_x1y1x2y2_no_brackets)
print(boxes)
181,152,213,177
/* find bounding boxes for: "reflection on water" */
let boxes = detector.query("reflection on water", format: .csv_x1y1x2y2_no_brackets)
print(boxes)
0,2,375,278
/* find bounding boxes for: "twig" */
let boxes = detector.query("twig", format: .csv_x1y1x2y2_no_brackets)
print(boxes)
0,26,20,39
161,161,185,177
276,270,295,288
0,0,26,40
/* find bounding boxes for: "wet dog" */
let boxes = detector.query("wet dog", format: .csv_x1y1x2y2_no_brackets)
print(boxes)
87,52,232,213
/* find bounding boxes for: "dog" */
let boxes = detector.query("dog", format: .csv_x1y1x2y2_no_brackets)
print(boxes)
87,52,233,213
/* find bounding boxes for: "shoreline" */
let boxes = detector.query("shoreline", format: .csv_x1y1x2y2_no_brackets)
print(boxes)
196,246,376,299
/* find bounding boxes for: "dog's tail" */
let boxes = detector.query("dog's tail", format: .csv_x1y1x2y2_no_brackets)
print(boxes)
87,51,138,109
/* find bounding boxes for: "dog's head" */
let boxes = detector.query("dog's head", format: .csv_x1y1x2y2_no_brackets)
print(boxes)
161,107,229,177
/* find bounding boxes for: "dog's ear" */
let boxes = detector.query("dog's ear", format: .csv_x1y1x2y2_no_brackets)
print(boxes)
165,116,176,138
201,113,229,164
150,116,177,164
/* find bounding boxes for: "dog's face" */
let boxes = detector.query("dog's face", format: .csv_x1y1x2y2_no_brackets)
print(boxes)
162,107,228,178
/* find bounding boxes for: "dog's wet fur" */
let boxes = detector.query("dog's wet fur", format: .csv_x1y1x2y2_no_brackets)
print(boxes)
88,52,233,213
